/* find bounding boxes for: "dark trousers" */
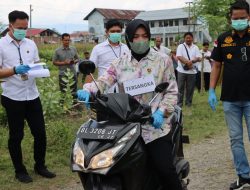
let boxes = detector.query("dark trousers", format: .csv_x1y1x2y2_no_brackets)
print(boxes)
177,72,196,107
1,96,46,174
196,71,210,92
174,70,178,83
146,136,182,190
59,74,77,99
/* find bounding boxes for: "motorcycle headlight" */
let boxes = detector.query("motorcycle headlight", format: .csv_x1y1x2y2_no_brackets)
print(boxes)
89,126,138,170
73,139,85,169
89,143,125,169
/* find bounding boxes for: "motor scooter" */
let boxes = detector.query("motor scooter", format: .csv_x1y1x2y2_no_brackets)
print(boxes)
70,61,190,190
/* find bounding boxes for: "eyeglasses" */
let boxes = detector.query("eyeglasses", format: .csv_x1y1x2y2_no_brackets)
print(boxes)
241,47,247,62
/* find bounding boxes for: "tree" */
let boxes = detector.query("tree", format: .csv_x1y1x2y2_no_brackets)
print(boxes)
0,22,4,31
0,22,7,38
192,0,235,39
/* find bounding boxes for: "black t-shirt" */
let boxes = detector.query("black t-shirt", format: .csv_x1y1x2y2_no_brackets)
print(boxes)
211,28,250,101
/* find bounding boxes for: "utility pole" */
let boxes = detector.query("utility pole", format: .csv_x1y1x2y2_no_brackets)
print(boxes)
186,1,193,32
29,4,33,28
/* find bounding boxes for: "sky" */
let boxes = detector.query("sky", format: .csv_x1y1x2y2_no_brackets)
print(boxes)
0,0,188,33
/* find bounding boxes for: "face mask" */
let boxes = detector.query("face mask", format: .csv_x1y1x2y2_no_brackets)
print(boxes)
129,40,150,54
108,33,121,43
11,26,27,40
231,19,249,31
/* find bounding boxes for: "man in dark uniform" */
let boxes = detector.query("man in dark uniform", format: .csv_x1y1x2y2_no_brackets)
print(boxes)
208,1,250,189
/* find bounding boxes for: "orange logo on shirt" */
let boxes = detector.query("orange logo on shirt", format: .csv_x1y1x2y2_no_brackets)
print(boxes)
224,36,233,44
227,53,233,59
147,68,152,74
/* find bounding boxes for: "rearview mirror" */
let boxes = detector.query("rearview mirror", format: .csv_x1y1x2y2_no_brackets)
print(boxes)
78,60,96,75
148,82,169,106
155,82,169,93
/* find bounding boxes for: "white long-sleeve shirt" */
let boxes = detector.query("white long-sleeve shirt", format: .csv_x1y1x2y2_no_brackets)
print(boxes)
90,39,129,77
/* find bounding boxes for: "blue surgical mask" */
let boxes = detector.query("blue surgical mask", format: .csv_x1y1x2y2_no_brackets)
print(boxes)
108,33,121,43
231,19,249,31
12,25,27,41
129,40,150,54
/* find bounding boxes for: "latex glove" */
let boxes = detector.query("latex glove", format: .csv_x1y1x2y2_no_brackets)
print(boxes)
152,110,164,129
208,88,217,111
14,65,30,74
77,90,90,108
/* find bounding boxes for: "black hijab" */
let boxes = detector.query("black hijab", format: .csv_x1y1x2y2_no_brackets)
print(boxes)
125,19,151,62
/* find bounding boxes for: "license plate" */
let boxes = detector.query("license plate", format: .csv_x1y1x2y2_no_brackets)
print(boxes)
77,127,119,140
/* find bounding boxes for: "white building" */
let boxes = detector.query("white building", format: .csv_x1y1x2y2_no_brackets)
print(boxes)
84,8,143,42
135,8,211,46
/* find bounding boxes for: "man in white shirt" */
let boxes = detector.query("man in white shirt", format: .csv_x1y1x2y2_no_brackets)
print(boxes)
153,36,171,56
0,10,55,183
176,32,202,107
89,19,129,78
196,41,212,92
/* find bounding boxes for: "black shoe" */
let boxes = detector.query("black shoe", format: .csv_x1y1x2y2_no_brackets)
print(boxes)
230,176,250,190
34,167,56,178
15,172,33,183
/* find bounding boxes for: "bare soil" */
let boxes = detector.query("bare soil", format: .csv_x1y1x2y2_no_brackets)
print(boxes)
185,129,250,190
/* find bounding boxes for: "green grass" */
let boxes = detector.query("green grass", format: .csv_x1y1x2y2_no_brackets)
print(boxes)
0,114,87,190
182,88,226,143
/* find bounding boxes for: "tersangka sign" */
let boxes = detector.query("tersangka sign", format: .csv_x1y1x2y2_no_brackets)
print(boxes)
123,75,156,96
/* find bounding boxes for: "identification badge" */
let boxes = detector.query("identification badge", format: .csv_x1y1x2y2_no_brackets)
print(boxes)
21,74,28,81
123,75,156,96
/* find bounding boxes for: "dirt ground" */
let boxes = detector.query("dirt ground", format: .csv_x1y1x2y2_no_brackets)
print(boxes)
185,128,250,190
63,129,250,190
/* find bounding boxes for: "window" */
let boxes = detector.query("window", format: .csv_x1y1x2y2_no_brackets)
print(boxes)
165,38,169,47
169,20,173,26
151,21,155,28
175,20,179,26
159,21,163,27
169,37,174,46
164,20,168,27
183,19,188,25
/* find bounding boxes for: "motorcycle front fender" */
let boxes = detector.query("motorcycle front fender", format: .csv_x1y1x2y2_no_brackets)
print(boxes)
78,172,122,190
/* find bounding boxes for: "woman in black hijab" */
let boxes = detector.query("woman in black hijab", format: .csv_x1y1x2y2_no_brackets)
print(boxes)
78,19,182,189
125,19,151,61
125,19,182,190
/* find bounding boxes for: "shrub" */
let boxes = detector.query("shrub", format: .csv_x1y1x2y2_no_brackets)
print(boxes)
60,69,75,113
0,89,7,127
37,76,64,120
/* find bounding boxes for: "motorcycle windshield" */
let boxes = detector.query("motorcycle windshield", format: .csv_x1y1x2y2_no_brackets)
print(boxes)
97,93,150,122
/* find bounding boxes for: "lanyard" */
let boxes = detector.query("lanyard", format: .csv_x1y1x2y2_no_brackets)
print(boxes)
12,42,29,81
13,42,23,65
109,45,121,58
